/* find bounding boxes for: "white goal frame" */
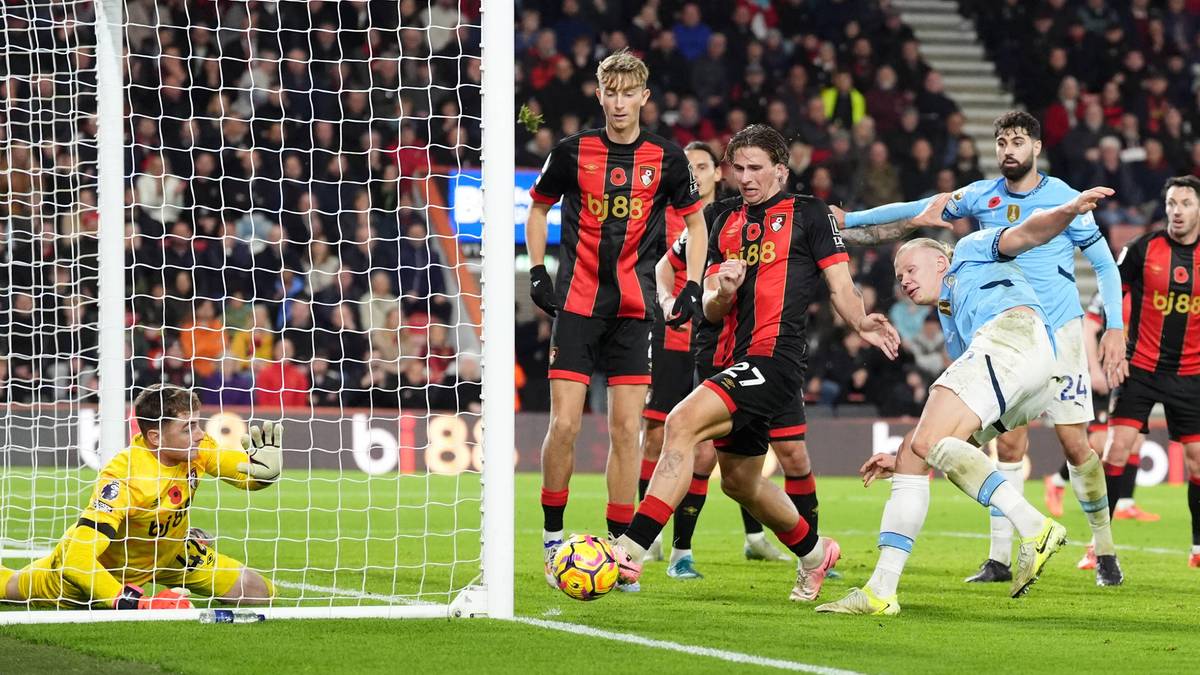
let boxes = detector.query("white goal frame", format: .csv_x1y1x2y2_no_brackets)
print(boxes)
1,0,514,625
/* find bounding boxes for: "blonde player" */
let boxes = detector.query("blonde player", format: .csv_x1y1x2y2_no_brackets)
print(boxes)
0,384,281,610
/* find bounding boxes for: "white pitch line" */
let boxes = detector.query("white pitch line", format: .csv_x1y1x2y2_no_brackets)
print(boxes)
511,616,866,675
272,580,434,605
835,529,1182,556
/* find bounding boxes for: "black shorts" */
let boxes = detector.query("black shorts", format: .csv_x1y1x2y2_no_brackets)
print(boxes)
644,343,695,422
1110,367,1200,442
701,356,806,457
1087,391,1110,434
548,311,652,385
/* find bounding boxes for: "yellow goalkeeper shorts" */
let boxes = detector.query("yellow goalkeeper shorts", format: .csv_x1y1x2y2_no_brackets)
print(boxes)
17,547,247,608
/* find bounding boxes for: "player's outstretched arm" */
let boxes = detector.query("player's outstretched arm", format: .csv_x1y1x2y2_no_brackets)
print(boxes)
207,422,283,490
998,186,1115,258
833,194,953,247
702,258,745,323
822,262,900,359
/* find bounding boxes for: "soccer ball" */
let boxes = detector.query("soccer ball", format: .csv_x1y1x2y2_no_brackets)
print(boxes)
552,534,619,601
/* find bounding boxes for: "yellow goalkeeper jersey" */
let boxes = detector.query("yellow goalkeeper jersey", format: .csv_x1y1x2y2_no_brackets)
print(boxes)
65,432,256,586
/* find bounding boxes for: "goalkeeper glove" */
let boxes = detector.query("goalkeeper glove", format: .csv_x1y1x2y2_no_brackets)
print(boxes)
115,584,193,610
529,264,560,317
239,421,283,484
666,281,702,328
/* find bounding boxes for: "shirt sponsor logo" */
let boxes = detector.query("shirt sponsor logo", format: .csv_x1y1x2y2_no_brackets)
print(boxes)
1152,291,1200,316
91,500,114,513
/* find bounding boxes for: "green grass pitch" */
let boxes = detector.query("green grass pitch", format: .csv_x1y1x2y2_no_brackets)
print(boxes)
2,471,1198,673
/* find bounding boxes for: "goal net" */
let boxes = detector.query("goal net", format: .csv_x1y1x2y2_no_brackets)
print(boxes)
0,0,513,622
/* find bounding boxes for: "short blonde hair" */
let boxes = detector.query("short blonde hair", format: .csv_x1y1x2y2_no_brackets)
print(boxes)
896,237,953,262
596,48,649,91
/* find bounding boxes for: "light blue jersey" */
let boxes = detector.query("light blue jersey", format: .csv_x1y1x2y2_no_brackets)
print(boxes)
846,173,1123,331
937,228,1050,360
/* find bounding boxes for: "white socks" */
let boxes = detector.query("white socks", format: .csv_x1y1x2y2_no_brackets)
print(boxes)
927,437,1045,538
987,461,1023,566
669,548,690,565
1069,453,1116,556
543,529,563,545
866,474,929,599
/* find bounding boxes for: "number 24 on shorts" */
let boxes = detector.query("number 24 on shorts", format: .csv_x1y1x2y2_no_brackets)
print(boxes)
719,362,766,386
1059,373,1087,401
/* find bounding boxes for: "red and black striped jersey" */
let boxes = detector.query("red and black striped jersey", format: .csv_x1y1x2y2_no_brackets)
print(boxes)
530,128,702,320
658,206,693,352
694,192,848,370
1118,230,1200,376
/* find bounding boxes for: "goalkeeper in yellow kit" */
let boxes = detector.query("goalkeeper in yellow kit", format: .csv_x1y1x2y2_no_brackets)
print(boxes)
0,384,282,610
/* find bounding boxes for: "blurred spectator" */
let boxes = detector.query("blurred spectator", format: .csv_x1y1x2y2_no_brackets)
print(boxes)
397,221,451,323
1133,139,1174,222
198,357,254,407
255,338,310,409
361,270,400,333
178,299,225,379
915,71,959,132
900,138,938,201
865,65,906,134
822,70,865,130
878,368,929,418
888,289,930,344
853,141,902,208
909,314,949,382
673,3,713,62
229,303,275,364
1087,136,1145,226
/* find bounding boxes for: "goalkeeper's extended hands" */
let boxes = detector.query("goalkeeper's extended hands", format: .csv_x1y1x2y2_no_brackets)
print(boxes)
238,421,283,485
115,584,192,610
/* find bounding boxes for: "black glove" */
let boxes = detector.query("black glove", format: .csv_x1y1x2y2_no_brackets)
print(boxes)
529,265,559,316
666,280,702,328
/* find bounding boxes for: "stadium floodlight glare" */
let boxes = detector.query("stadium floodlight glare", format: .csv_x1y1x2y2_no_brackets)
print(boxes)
0,0,513,624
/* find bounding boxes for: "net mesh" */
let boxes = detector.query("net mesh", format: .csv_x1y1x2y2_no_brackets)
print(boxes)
1,0,486,611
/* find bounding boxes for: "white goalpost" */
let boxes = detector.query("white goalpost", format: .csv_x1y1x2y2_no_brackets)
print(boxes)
0,0,513,623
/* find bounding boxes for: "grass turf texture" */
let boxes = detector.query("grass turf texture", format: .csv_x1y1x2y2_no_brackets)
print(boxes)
3,472,1199,673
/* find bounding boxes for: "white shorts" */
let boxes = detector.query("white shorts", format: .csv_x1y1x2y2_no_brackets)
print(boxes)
932,309,1055,446
1040,317,1093,426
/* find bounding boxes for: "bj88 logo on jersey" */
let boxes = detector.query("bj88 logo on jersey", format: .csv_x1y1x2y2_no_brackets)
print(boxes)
584,192,645,221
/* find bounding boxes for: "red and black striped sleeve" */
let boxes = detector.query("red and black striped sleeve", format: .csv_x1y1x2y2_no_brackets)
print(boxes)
1116,234,1146,293
801,198,849,270
530,141,575,204
663,142,702,216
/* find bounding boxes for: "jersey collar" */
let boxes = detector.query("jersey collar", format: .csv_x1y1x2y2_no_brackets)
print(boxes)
600,128,646,149
744,190,789,218
1002,172,1048,200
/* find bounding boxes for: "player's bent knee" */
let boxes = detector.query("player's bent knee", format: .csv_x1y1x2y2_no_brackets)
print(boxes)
220,568,274,606
719,473,756,503
772,441,810,474
547,414,582,444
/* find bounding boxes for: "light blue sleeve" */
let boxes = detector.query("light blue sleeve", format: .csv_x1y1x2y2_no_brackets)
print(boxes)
844,197,932,228
1081,234,1124,330
954,227,1009,263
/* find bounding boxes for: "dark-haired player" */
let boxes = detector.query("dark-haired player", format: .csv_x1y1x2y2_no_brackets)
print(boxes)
1103,175,1200,567
524,50,709,590
611,124,900,602
833,111,1126,586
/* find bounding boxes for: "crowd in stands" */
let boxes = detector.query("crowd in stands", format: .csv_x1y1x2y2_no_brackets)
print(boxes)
972,0,1200,226
515,0,1200,416
0,0,482,412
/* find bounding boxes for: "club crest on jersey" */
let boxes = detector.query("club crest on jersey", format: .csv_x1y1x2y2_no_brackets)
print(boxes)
952,191,964,201
745,222,763,240
987,196,1002,209
100,480,120,501
1175,266,1190,284
769,213,787,232
1007,204,1020,223
188,468,199,491
609,167,627,186
638,165,656,187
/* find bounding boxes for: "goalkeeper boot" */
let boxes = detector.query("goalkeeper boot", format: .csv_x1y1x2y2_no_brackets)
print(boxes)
1076,543,1097,570
665,553,703,580
1011,518,1067,598
1095,554,1124,586
744,533,791,561
643,534,663,563
815,587,899,616
790,537,840,602
964,558,1012,583
543,539,563,590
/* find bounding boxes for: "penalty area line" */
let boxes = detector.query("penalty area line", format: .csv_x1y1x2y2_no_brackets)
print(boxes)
510,616,866,675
